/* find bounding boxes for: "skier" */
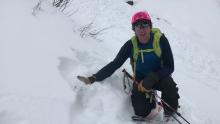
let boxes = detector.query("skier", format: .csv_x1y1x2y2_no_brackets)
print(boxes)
78,11,180,120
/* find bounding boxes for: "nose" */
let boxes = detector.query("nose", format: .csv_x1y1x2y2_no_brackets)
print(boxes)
138,28,147,33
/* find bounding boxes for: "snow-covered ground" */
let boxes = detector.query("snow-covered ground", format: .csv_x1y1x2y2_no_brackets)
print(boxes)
1,0,220,124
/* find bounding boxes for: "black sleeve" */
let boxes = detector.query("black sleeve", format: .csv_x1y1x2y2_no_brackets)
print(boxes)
93,40,132,81
156,35,174,79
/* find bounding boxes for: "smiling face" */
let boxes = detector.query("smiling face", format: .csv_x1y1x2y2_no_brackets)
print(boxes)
133,20,151,44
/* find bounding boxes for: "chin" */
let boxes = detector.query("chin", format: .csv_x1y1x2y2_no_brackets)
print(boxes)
140,35,147,39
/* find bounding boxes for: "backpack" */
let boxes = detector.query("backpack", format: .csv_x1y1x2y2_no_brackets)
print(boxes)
130,28,163,79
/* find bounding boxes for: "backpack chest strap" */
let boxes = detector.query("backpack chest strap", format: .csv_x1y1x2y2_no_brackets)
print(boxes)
139,49,155,63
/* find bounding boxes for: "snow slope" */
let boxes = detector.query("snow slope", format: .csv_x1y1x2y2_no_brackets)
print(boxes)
1,0,220,124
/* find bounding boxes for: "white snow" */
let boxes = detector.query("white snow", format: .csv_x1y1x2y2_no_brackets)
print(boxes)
1,0,220,124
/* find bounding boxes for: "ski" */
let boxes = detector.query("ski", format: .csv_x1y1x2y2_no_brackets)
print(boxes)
132,116,169,123
132,116,146,122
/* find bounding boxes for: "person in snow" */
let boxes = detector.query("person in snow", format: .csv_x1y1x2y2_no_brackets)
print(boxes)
78,11,180,119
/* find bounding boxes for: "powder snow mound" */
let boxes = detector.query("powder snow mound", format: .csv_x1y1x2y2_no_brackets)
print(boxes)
0,110,28,124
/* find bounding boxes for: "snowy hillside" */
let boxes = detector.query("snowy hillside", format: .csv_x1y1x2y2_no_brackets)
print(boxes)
1,0,220,124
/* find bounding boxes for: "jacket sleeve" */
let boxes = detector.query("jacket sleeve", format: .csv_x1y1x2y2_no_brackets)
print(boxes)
155,35,174,79
93,40,132,81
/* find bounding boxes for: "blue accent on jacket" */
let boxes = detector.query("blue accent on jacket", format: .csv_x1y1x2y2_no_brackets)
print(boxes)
94,34,174,81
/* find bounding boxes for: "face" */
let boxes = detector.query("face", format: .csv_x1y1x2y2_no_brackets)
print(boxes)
134,21,151,43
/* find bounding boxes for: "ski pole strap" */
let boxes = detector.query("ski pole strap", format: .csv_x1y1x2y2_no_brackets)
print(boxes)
123,71,132,94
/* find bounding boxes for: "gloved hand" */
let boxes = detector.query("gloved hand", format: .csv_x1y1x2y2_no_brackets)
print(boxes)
142,72,159,90
137,81,152,93
137,81,154,99
77,75,96,85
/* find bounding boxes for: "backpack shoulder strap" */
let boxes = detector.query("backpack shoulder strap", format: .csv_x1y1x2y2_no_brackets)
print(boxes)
152,28,162,58
131,36,139,78
131,36,139,62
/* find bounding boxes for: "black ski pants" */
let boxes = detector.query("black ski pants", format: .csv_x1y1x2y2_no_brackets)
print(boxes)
131,76,179,117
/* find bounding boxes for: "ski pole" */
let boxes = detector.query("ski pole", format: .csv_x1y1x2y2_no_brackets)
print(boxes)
165,110,182,124
154,94,190,124
122,69,139,85
122,69,190,124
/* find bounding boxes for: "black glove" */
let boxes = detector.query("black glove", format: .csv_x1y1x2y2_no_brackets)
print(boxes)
77,75,96,85
142,72,159,90
137,81,153,93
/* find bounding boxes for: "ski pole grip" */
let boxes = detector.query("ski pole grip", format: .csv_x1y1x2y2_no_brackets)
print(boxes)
122,69,132,79
122,69,139,85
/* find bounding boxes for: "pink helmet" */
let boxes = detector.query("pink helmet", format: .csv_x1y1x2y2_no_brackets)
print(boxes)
131,11,151,24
